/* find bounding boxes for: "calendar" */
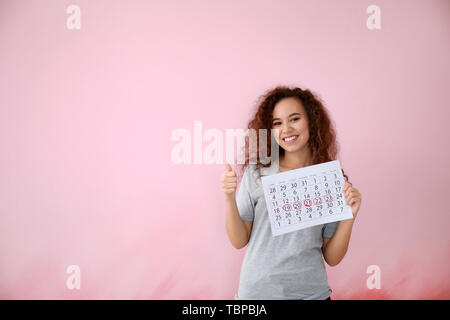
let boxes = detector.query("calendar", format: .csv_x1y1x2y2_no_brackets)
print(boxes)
261,160,353,237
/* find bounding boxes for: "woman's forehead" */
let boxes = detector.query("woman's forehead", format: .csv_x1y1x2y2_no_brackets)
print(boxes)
272,97,306,116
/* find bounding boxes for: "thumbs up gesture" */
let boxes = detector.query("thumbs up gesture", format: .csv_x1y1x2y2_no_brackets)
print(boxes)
221,163,238,200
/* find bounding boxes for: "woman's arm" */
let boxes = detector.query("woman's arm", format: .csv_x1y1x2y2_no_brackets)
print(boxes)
322,182,362,266
322,219,354,266
222,164,253,249
225,197,253,249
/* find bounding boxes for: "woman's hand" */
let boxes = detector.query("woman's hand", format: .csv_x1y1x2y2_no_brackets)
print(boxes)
221,163,237,200
342,182,362,220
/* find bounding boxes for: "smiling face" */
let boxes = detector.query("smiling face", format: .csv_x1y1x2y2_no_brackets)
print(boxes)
272,97,310,153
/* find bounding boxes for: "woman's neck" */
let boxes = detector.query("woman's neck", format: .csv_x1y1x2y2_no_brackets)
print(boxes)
279,149,313,170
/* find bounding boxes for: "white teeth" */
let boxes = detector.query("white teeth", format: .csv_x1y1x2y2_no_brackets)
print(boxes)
284,135,298,142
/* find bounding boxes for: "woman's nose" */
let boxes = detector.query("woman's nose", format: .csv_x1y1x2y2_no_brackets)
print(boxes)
282,121,292,133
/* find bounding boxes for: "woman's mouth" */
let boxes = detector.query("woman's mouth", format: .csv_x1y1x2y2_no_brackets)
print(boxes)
282,135,299,143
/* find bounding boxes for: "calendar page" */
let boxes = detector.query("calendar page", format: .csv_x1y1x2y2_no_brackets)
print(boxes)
261,160,353,237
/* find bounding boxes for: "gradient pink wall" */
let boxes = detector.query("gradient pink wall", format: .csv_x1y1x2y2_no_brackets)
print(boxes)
0,0,449,299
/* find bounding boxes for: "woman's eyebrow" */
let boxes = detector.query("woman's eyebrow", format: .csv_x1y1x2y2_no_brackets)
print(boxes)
272,113,302,121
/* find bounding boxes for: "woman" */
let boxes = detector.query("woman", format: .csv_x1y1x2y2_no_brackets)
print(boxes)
221,86,362,300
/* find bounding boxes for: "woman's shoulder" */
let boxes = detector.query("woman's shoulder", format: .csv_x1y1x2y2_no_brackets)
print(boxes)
240,164,261,184
244,162,278,178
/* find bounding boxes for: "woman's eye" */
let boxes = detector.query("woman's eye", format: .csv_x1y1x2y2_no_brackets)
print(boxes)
273,122,281,126
290,117,300,122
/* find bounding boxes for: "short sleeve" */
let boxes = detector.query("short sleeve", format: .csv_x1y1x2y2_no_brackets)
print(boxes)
236,166,255,222
322,221,339,238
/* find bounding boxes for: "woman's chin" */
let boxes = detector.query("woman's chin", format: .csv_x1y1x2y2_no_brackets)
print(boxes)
281,144,304,153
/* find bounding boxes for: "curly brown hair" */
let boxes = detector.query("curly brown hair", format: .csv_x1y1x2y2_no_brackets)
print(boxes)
237,85,349,182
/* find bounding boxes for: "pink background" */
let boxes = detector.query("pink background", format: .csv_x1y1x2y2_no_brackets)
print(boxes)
0,0,449,299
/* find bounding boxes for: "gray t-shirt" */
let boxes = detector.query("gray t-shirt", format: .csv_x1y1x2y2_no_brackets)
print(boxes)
234,161,339,300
